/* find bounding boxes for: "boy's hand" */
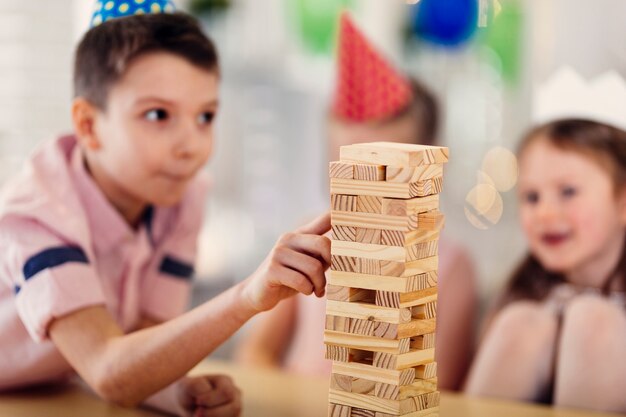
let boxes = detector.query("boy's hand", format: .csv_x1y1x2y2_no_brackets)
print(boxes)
177,375,242,417
242,212,331,312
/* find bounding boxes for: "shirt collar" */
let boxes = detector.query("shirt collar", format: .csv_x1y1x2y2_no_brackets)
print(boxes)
70,142,152,253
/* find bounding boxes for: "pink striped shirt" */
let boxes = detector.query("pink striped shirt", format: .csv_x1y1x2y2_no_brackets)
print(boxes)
0,134,208,390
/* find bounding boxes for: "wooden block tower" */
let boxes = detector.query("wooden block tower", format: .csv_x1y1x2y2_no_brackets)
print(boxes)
326,142,449,417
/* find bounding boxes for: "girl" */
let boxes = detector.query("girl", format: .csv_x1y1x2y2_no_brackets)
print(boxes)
465,119,626,413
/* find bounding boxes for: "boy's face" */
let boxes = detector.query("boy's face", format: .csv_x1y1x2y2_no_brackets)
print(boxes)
85,52,218,208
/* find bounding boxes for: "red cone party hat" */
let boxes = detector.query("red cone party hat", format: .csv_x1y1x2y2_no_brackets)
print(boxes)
332,12,413,122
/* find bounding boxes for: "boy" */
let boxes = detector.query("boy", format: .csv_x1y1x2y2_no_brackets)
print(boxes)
0,3,330,416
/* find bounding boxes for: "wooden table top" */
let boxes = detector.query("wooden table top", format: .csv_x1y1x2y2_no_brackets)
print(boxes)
0,359,620,417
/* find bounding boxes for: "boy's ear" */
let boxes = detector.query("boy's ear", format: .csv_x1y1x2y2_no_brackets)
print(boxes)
72,97,101,150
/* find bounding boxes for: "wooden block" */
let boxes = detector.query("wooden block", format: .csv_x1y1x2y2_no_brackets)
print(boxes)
356,228,382,244
411,333,436,350
357,195,383,213
386,164,443,183
331,241,437,263
415,362,437,379
331,178,441,199
399,378,438,400
351,409,376,417
372,349,435,370
326,315,397,339
332,361,415,386
329,271,437,294
331,373,353,392
382,195,439,217
328,389,440,415
407,240,438,261
398,319,436,339
375,407,439,417
412,302,437,319
354,164,386,181
332,194,358,212
326,300,412,324
360,258,381,275
375,378,438,400
351,378,377,395
417,211,444,231
324,331,410,355
379,256,439,278
326,315,350,333
326,345,350,362
339,142,449,167
333,225,357,242
409,177,443,197
332,255,358,272
332,241,410,262
381,229,440,247
329,403,352,417
376,287,437,309
332,211,417,232
330,162,355,179
327,285,375,303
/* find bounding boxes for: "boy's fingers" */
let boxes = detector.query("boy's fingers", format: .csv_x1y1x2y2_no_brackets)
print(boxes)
283,234,331,267
294,212,331,236
190,376,235,408
275,248,326,296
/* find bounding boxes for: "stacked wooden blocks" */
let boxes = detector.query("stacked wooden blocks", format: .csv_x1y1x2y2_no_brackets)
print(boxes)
326,142,449,417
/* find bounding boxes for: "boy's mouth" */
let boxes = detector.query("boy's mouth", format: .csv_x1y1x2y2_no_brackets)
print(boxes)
541,232,571,246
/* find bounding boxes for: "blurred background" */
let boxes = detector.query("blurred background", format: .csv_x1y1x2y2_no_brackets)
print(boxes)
1,0,625,357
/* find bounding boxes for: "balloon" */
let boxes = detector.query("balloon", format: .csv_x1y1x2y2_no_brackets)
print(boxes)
481,0,523,84
412,0,479,48
291,0,352,54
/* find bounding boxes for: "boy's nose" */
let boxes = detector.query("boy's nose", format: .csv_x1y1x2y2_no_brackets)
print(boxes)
173,124,207,159
535,199,559,223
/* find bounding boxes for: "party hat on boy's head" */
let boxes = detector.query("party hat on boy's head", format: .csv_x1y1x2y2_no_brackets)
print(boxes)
90,0,177,27
332,12,413,122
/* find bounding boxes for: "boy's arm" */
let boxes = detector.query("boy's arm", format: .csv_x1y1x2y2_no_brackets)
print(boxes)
233,296,298,368
49,213,330,408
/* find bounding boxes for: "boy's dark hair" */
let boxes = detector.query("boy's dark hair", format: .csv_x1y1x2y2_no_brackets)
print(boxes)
74,12,218,110
498,119,626,309
388,77,439,146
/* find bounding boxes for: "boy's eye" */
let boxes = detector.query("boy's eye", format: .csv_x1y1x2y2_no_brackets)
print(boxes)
145,109,169,122
197,112,215,125
523,191,539,204
561,186,577,198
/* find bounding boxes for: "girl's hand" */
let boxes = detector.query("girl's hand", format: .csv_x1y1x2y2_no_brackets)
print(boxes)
177,375,242,417
241,213,331,313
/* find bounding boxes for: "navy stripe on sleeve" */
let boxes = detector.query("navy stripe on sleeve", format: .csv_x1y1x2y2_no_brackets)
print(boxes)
159,255,194,280
22,246,89,280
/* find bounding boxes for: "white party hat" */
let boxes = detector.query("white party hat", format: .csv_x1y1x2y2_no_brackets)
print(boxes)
533,66,626,131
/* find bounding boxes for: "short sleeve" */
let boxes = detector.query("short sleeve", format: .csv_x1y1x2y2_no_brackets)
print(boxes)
0,217,106,342
140,174,209,322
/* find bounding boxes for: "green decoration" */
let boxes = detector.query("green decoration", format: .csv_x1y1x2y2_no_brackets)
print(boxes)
291,0,352,55
481,0,523,84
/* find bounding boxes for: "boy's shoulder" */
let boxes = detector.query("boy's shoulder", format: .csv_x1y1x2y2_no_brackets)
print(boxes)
0,134,90,244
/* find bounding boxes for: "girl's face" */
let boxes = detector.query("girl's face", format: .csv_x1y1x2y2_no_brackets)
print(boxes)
518,138,626,285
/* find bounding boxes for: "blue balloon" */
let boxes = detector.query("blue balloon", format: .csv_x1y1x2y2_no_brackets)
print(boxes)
412,0,478,47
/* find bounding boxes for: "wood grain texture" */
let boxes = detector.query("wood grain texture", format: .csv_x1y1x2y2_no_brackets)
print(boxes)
339,142,449,167
328,270,438,294
332,211,418,232
328,389,440,415
382,195,439,217
385,164,443,183
375,287,438,309
375,378,438,401
357,195,383,213
325,300,412,324
354,164,386,181
411,333,436,350
332,194,358,212
333,225,357,242
330,162,355,179
324,331,410,355
327,285,375,303
331,178,443,199
332,361,415,386
328,403,352,417
415,362,438,379
356,228,382,244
